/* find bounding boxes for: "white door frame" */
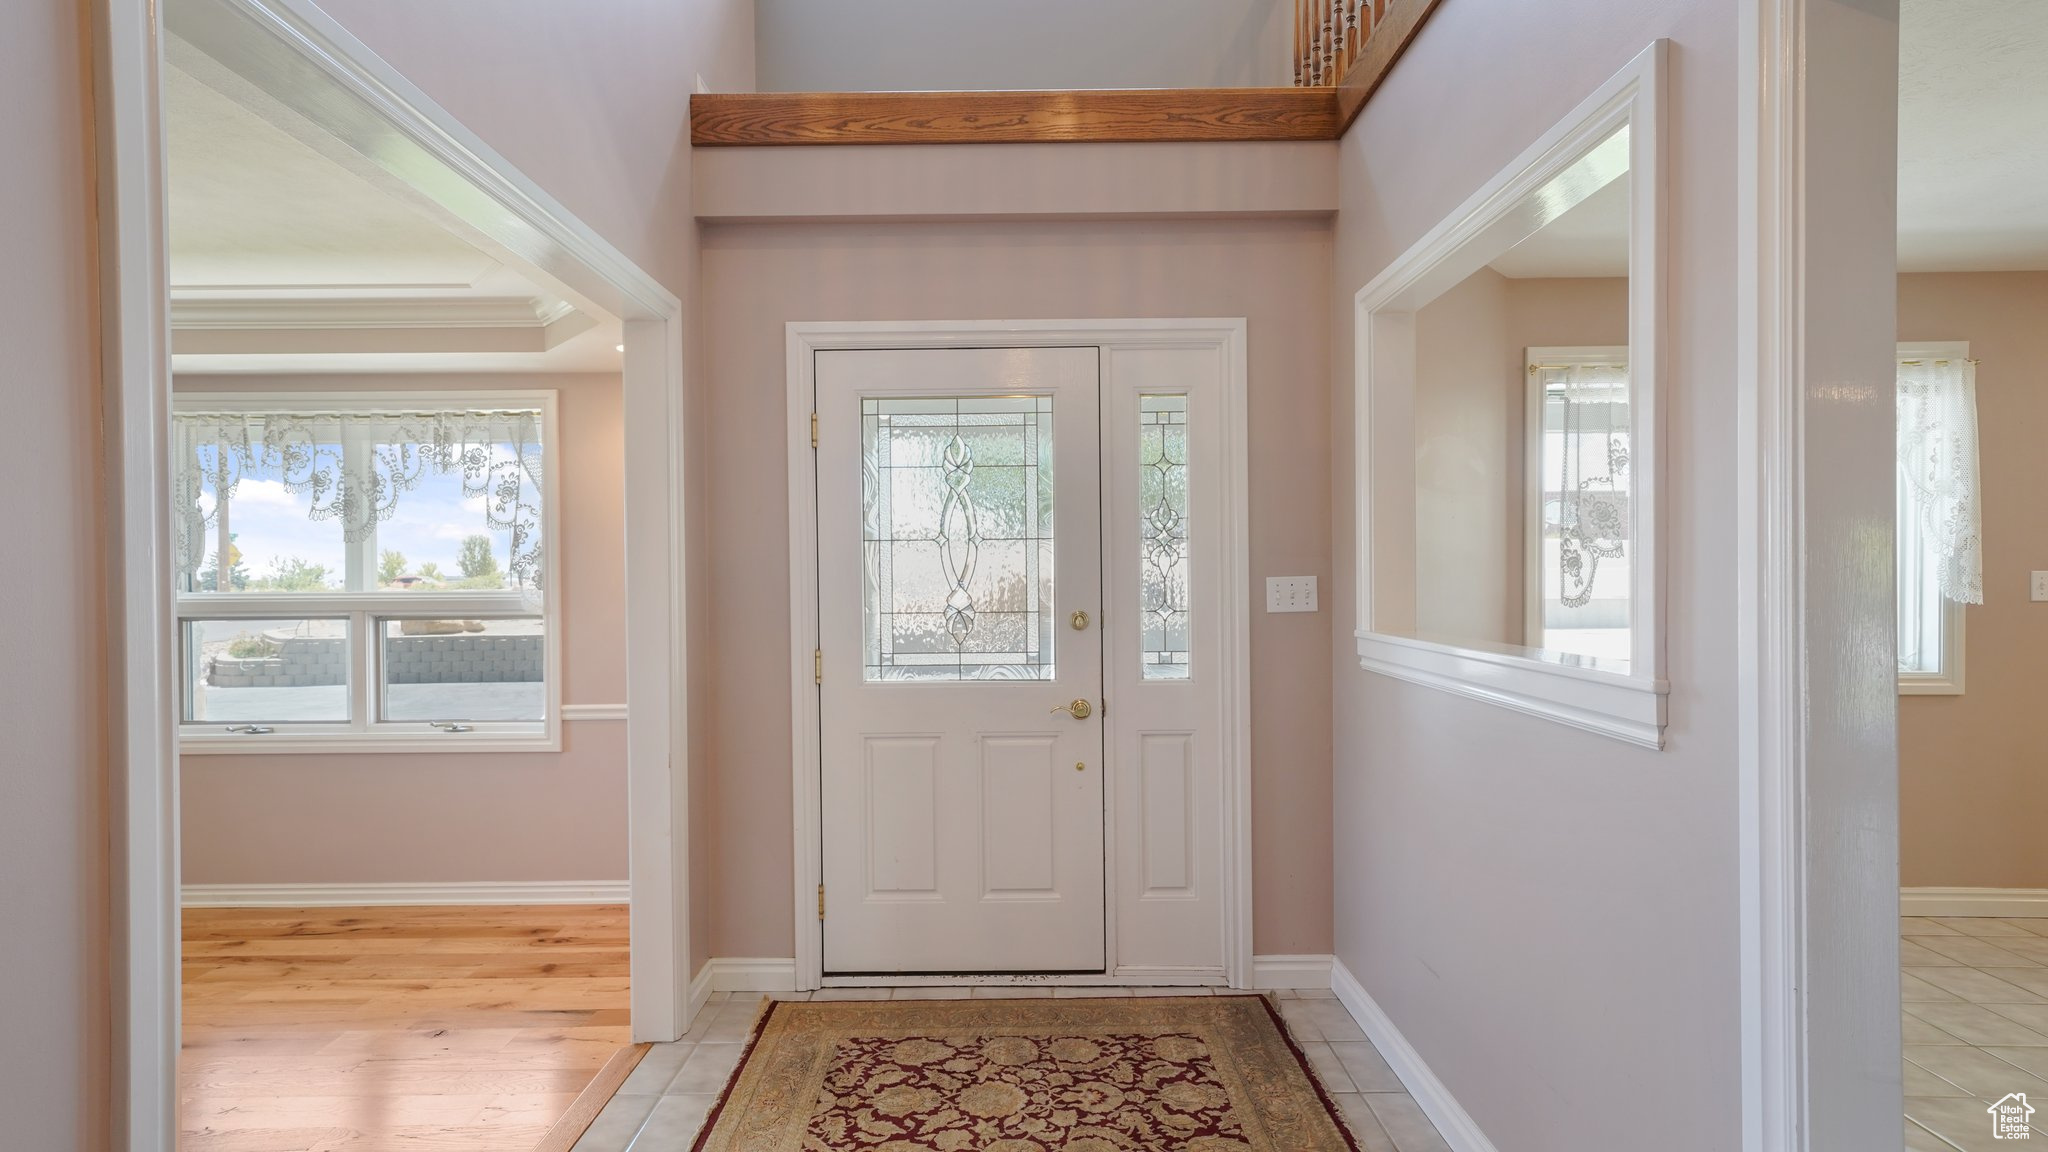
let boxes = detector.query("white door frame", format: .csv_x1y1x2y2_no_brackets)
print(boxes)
786,319,1252,991
93,1,692,1147
1737,0,1902,1149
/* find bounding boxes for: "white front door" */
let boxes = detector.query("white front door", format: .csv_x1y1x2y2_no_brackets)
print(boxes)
816,347,1104,974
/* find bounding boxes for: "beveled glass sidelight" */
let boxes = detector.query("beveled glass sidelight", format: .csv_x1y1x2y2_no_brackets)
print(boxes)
861,395,1056,681
1138,394,1191,679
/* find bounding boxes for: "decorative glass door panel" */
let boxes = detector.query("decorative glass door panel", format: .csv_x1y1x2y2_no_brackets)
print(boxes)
862,396,1056,681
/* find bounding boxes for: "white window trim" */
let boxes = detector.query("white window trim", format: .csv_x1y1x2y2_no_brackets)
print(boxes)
1896,340,1968,696
172,388,563,754
1353,42,1669,749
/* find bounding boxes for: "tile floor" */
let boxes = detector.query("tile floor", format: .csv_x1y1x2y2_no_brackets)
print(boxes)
1902,916,2048,1151
571,985,1452,1152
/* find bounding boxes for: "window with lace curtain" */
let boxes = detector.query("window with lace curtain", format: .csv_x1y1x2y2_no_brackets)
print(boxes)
171,390,560,750
1896,344,1980,695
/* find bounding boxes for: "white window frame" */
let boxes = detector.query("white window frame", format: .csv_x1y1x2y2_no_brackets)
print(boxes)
1353,43,1668,749
173,389,563,753
1896,341,1968,696
1523,345,1632,653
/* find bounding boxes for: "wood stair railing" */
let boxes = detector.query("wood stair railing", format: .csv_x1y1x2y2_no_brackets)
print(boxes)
689,0,1444,147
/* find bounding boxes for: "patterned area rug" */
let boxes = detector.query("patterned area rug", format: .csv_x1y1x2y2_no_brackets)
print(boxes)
689,995,1358,1152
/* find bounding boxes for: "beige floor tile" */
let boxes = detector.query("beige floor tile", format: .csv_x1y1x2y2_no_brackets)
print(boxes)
1911,935,2044,968
1904,1009,1968,1046
570,1092,656,1152
2002,918,2048,938
615,1041,693,1096
1934,917,2039,938
1906,1094,2023,1152
1294,987,1339,999
1904,1117,1956,1151
1908,1003,2048,1047
1977,1046,2048,1080
1330,1040,1406,1093
1903,918,1965,936
1365,1092,1453,1152
1052,987,1134,998
1905,1043,2048,1098
1908,965,2048,1005
1303,998,1369,1042
625,1093,718,1150
1125,985,1214,996
1903,1056,1972,1098
1904,970,1967,1003
665,1043,744,1096
1986,1002,2048,1036
1274,999,1324,1042
1981,968,2048,998
1298,1040,1355,1093
968,986,1055,998
1328,1092,1399,1151
1903,939,1969,966
1985,936,2048,965
694,1001,758,1044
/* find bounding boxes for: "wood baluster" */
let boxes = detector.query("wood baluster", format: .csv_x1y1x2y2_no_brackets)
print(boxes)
1309,3,1323,85
1323,0,1336,85
1297,0,1306,86
1331,0,1347,79
1344,0,1360,73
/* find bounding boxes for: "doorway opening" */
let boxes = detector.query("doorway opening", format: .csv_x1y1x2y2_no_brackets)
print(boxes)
98,0,689,1147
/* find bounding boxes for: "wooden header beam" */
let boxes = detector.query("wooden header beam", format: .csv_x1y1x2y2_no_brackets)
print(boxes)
688,2,1441,148
691,88,1341,146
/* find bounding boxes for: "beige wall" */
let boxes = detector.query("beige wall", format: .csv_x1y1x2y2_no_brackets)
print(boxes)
1898,271,2048,888
1331,5,1743,1151
175,373,629,884
699,217,1336,958
312,0,755,973
2,0,107,1144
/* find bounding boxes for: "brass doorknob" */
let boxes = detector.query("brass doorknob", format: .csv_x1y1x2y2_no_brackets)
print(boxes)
1052,698,1093,720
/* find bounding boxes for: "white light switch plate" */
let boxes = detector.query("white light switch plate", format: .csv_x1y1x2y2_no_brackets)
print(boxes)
1266,576,1318,613
2033,572,2048,602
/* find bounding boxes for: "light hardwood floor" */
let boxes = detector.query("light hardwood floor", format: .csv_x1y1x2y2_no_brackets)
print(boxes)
181,904,630,1152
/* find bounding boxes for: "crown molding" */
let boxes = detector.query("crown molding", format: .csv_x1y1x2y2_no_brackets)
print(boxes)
170,295,560,330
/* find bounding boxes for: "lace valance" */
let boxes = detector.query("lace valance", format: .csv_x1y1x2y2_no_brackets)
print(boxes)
172,408,545,592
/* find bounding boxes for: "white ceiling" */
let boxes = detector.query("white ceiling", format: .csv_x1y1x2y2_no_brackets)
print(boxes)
1899,0,2048,271
164,54,621,373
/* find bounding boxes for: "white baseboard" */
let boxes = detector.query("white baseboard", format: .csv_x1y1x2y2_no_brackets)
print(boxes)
685,957,799,1033
1902,887,2048,918
703,957,799,993
180,880,630,907
1251,953,1334,990
686,959,717,1035
1330,958,1500,1152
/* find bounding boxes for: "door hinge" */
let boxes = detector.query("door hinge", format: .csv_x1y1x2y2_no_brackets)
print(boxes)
818,883,826,920
810,411,819,448
815,648,823,684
